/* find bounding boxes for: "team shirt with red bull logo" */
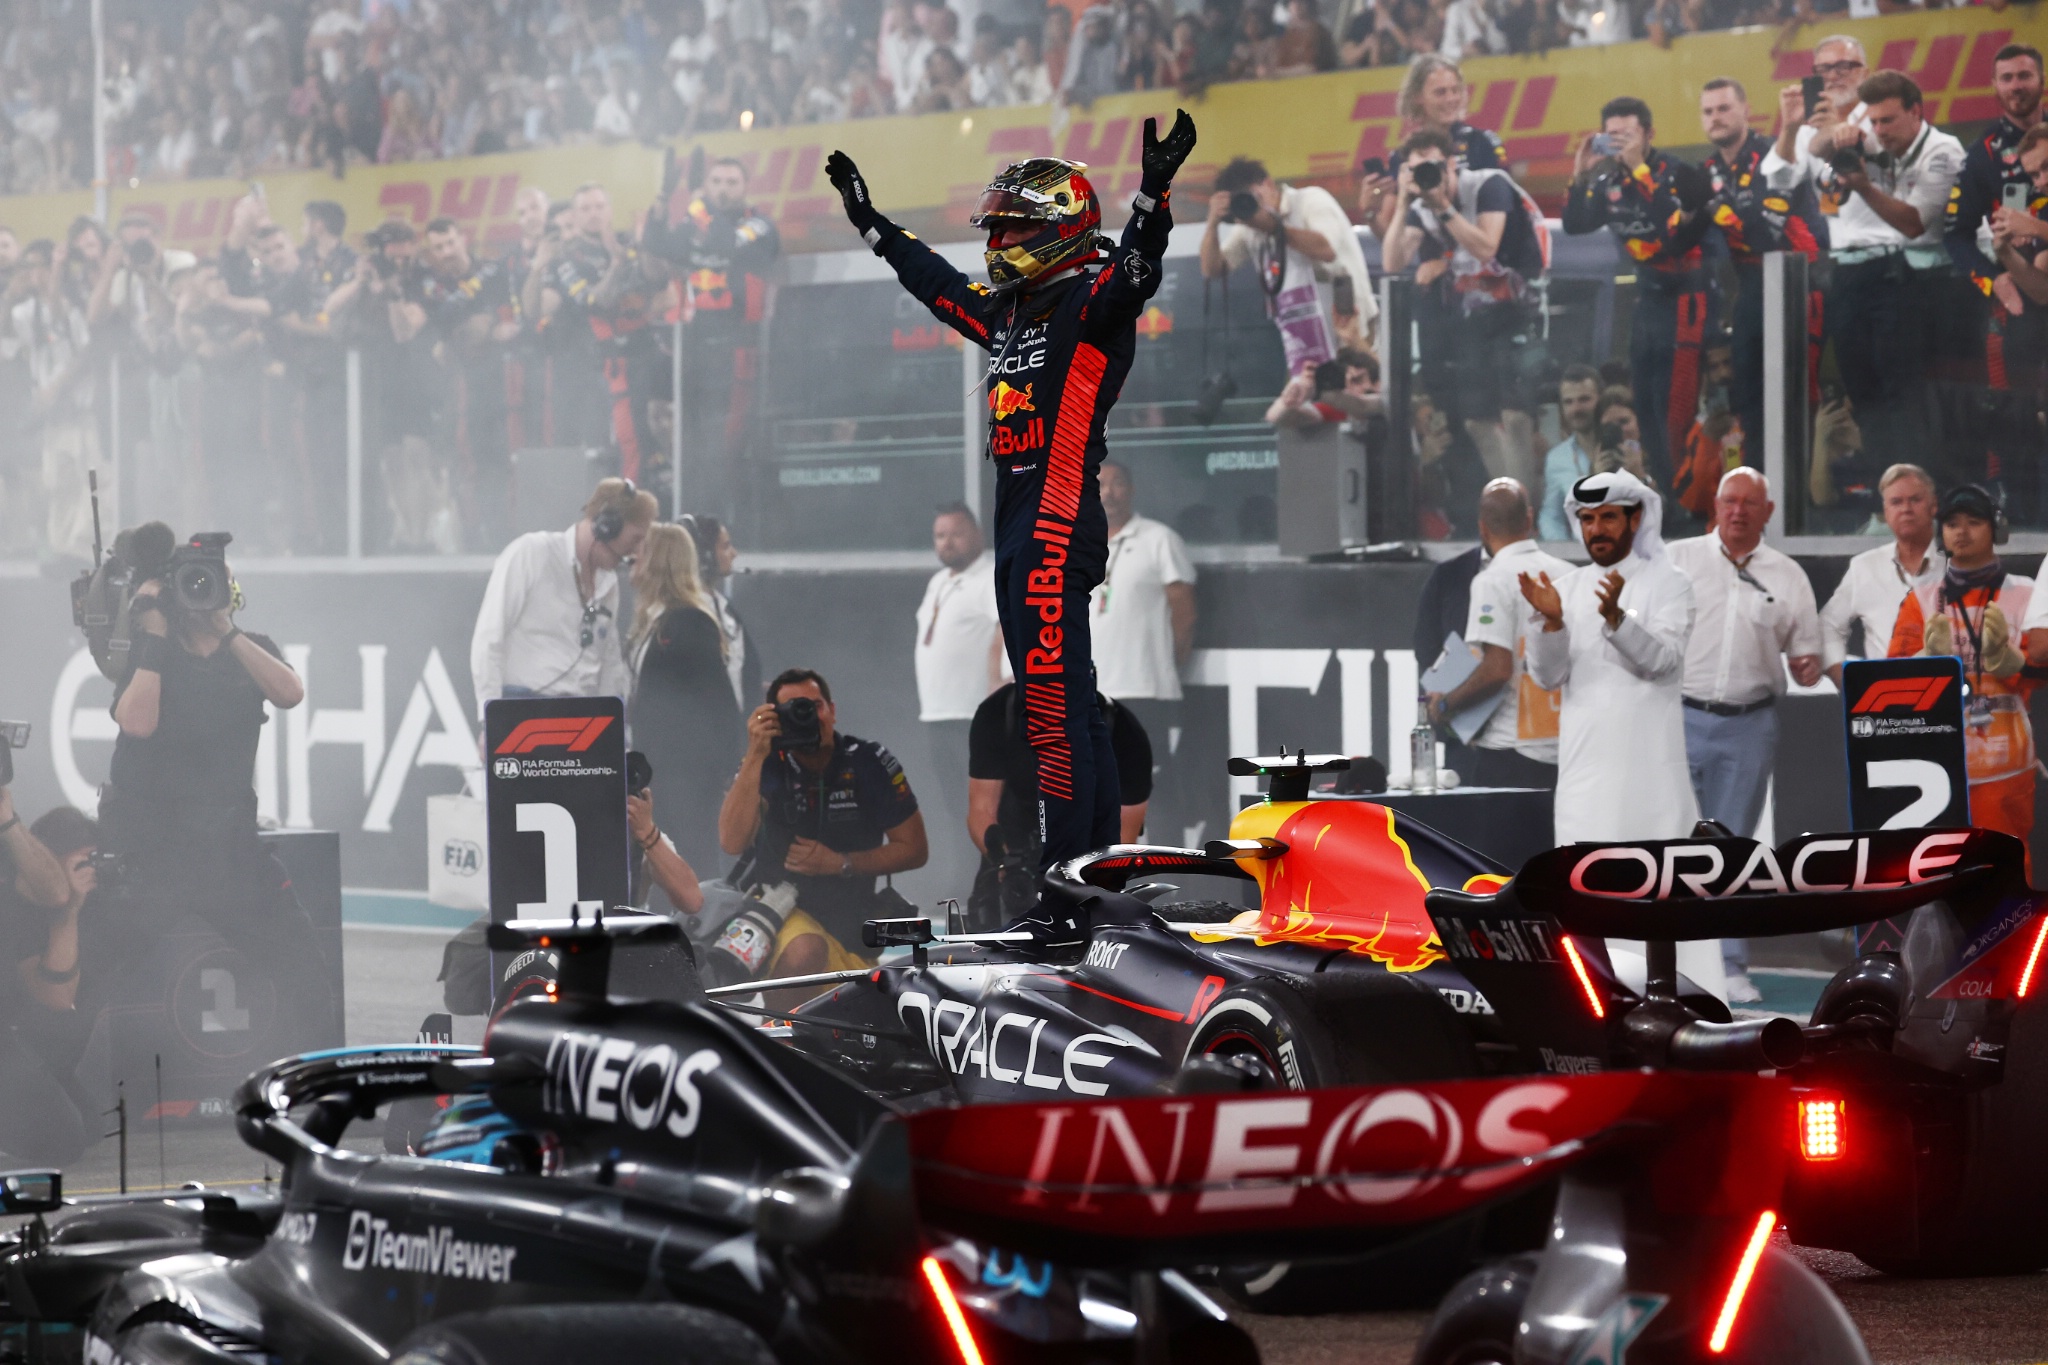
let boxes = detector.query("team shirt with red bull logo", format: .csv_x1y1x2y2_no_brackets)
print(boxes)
1705,130,1827,266
1562,149,1709,292
1947,115,2038,293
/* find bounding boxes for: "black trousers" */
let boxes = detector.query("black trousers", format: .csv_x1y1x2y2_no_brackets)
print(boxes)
1470,745,1559,791
1827,256,1924,470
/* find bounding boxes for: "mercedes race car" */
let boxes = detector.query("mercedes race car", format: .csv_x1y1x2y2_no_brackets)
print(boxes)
753,753,2048,1288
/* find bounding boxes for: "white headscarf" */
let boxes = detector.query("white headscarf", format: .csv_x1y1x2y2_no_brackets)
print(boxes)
1564,469,1665,561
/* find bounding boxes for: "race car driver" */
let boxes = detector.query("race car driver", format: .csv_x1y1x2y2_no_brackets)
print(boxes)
825,111,1197,868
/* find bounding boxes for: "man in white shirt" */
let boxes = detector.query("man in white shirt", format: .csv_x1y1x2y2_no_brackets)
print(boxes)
1819,462,1942,686
1425,479,1570,789
1091,462,1197,843
469,478,656,718
1666,468,1822,1001
1763,61,1964,470
1519,469,1698,845
1199,156,1378,369
914,503,1006,887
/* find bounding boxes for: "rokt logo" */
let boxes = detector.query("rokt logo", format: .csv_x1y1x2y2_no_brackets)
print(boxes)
1851,677,1951,714
494,716,615,754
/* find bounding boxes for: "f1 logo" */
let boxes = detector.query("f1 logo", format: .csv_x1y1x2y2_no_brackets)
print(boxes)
344,1209,372,1270
1851,677,1952,714
493,717,615,754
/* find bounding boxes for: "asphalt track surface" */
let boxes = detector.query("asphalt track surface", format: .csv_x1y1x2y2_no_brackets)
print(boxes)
53,926,2048,1365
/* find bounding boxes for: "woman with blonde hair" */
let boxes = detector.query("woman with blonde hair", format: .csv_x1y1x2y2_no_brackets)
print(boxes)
629,523,741,876
1362,54,1505,237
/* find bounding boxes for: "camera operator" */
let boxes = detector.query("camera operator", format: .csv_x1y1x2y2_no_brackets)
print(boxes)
86,527,333,1053
1563,96,1714,491
966,682,1149,929
0,796,92,1163
1764,68,1964,472
1382,128,1546,489
1200,156,1375,371
717,669,928,978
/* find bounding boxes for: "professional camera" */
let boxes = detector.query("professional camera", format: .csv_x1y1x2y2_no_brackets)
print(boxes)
1410,160,1445,193
1829,144,1866,177
167,532,234,614
0,721,28,787
125,238,155,268
773,697,823,752
627,750,654,798
1220,190,1264,225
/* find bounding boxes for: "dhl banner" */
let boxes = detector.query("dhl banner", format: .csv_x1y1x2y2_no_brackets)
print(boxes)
1,6,2035,256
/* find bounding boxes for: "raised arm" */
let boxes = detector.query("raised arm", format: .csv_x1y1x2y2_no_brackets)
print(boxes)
827,150,999,349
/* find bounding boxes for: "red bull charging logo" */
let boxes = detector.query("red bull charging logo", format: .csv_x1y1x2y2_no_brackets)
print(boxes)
990,381,1036,421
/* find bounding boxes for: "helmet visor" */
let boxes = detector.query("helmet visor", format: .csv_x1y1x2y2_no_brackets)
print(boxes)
969,185,1063,227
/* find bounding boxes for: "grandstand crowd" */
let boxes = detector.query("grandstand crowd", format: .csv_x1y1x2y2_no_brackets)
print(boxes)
0,0,1959,194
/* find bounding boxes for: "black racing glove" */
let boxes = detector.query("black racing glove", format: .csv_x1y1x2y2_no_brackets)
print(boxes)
1138,109,1198,202
826,150,883,241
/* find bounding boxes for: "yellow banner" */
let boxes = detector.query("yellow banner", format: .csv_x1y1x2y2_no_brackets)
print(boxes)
2,6,2034,255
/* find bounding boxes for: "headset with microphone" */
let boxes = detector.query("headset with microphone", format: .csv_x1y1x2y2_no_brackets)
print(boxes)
592,477,637,544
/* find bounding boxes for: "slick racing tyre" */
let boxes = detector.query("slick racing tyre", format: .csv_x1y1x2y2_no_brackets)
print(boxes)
1182,976,1483,1313
1410,1253,1539,1365
1854,992,2048,1277
391,1305,775,1365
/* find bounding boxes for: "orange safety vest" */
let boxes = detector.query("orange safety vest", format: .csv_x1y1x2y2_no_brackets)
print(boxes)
1889,575,2037,785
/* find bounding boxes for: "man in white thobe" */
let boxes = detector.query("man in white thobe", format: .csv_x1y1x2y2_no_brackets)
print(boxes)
1520,469,1699,843
1520,469,1717,997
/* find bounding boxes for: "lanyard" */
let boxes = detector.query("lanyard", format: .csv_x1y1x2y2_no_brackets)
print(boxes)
924,571,968,645
1939,573,2003,703
1098,529,1133,614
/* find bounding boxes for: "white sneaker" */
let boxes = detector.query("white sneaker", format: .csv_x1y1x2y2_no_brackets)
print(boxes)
1725,973,1763,1005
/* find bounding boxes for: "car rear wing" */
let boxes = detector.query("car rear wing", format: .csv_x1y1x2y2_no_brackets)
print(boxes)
894,1070,1787,1267
234,1044,487,1163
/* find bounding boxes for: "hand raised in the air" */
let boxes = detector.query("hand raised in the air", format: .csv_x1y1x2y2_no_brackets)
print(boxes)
825,150,880,233
1140,110,1198,192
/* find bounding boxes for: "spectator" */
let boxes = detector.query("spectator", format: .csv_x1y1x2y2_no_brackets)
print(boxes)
913,503,1005,892
1042,5,1073,89
1945,44,2043,385
11,239,97,561
1202,155,1376,374
1666,467,1821,999
468,477,656,716
1271,0,1337,77
1438,0,1502,62
1703,77,1824,470
913,44,975,110
1060,6,1121,105
1819,462,1941,687
1563,95,1713,490
717,667,929,979
1227,2,1278,81
1090,461,1198,843
685,513,758,710
628,522,740,877
1519,469,1700,847
1539,365,1601,541
1006,29,1054,104
418,218,520,540
1592,387,1646,480
1265,350,1380,427
1902,485,2036,848
1424,477,1569,789
1118,3,1178,90
1380,127,1546,489
1765,61,1965,475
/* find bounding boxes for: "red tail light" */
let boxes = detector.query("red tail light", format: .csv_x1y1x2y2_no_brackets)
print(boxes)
920,1255,987,1365
1708,1210,1777,1354
1797,1098,1844,1161
1558,935,1606,1020
2018,915,2048,998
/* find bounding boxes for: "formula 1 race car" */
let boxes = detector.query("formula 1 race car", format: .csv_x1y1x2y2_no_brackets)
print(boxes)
0,910,1878,1365
752,753,2048,1289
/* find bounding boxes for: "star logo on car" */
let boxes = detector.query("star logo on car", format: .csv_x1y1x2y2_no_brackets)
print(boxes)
690,1232,764,1291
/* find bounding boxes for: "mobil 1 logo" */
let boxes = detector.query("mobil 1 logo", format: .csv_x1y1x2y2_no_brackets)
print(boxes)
485,696,629,925
1842,657,1969,831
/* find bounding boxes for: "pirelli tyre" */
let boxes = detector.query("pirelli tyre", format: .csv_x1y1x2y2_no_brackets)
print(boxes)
1853,991,2048,1277
1410,1253,1539,1365
389,1304,776,1365
1181,975,1485,1313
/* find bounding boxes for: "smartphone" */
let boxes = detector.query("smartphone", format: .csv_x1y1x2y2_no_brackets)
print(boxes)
2005,180,2032,213
1360,156,1386,180
1801,75,1825,120
1589,133,1616,157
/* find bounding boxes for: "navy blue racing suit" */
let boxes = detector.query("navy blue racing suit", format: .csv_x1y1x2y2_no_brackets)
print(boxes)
864,205,1171,866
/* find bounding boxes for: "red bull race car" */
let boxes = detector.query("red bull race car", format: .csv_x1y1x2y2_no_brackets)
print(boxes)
749,752,2048,1293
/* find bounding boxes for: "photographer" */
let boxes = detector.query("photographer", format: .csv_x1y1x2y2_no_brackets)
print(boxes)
966,683,1150,929
1200,155,1375,370
1764,68,1964,471
1562,96,1714,491
86,525,330,1051
717,669,928,977
1381,128,1545,489
0,794,91,1163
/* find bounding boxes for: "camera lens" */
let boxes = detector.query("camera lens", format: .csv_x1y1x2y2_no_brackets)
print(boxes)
1412,161,1444,192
